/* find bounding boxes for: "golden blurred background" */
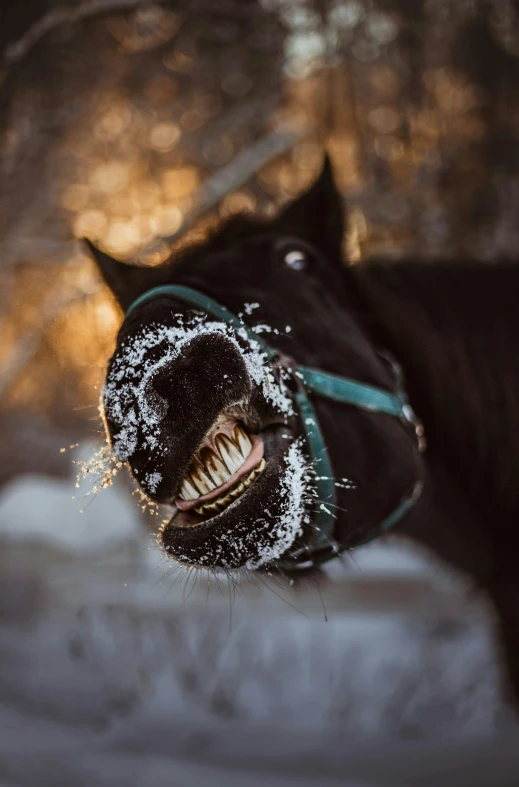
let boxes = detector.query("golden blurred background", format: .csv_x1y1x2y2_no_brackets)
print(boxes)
1,0,519,481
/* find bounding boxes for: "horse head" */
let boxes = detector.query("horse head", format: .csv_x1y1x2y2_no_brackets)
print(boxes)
87,158,424,572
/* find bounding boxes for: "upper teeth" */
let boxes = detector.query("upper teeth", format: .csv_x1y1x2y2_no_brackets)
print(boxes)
195,459,266,515
179,425,252,501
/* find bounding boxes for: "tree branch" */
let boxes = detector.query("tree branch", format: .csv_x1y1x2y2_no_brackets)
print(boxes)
2,0,264,69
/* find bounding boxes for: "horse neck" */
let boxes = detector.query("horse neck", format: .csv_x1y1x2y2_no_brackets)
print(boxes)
351,261,519,518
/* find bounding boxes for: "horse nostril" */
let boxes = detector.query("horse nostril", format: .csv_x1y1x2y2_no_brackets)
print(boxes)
144,379,169,420
148,360,177,402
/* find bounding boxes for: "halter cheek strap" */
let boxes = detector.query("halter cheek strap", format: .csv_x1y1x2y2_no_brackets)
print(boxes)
125,284,425,571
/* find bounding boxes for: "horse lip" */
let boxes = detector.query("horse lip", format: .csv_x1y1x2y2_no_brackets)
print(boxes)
160,424,296,564
175,434,264,511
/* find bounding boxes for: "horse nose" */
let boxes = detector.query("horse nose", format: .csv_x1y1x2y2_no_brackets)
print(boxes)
147,330,252,406
129,330,253,503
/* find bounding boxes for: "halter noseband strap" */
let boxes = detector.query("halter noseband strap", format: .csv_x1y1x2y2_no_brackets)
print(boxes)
125,284,425,571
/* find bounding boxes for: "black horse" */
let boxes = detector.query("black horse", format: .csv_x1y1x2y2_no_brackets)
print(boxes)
87,158,519,702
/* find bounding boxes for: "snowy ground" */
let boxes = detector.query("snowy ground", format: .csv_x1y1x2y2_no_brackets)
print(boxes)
1,450,519,786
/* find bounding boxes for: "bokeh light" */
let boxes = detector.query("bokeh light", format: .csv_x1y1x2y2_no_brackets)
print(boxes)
1,0,519,439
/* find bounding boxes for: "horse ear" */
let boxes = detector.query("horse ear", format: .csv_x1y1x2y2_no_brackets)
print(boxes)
84,239,160,310
277,154,345,261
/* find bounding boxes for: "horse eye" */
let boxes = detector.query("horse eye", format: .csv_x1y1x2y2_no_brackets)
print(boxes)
284,250,307,271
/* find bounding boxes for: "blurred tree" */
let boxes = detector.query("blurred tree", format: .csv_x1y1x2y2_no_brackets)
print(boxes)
1,0,519,480
0,1,53,57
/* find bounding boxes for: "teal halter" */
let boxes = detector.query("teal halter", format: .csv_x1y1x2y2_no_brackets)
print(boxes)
126,284,425,571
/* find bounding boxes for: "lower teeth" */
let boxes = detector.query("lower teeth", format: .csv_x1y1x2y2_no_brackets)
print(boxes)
194,459,266,516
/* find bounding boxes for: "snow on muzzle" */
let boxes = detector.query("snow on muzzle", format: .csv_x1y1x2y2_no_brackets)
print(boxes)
103,329,255,504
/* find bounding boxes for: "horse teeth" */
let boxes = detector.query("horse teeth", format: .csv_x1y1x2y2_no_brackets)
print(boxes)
179,477,199,500
200,446,229,486
189,456,267,511
234,425,252,459
190,462,217,495
215,434,244,475
195,500,220,515
179,420,262,507
231,482,246,498
243,471,256,488
181,417,266,517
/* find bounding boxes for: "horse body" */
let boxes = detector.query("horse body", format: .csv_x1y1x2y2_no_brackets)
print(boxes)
356,261,519,700
359,261,519,531
88,157,519,702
